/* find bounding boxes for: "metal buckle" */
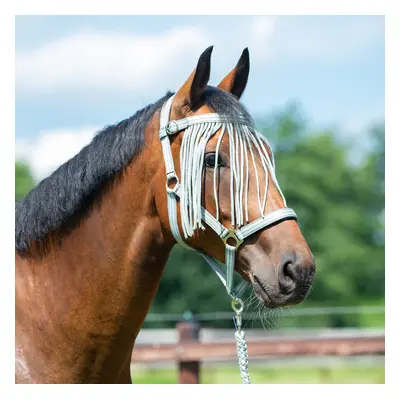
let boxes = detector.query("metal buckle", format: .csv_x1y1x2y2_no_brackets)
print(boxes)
221,229,244,249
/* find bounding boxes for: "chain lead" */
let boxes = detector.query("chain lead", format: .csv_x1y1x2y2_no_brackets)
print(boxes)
231,298,251,384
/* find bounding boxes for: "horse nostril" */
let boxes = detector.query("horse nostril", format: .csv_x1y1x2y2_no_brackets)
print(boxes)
278,260,297,294
283,261,295,280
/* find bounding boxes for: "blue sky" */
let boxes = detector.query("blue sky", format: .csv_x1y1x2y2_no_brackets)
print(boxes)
15,15,384,179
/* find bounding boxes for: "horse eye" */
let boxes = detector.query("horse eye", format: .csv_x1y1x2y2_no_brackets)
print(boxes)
204,153,219,168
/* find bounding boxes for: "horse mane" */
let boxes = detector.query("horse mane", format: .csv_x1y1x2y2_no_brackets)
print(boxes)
15,87,254,258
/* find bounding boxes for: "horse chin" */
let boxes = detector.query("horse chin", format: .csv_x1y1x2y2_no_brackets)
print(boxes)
247,273,274,308
250,273,305,309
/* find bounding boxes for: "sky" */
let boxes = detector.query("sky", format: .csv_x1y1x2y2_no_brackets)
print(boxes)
15,15,385,180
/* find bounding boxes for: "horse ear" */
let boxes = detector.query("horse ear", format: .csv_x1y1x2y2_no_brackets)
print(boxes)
217,48,250,99
172,46,213,118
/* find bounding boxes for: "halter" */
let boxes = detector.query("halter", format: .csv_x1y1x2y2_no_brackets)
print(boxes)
159,95,297,383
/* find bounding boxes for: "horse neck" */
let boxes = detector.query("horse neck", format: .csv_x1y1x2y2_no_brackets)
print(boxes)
16,120,173,382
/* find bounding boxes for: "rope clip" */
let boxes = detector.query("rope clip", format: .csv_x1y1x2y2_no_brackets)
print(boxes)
232,298,244,331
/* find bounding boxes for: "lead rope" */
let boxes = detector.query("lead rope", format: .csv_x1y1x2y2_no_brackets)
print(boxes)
232,298,250,384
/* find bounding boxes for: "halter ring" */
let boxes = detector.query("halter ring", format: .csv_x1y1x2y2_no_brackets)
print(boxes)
166,120,180,134
221,229,244,249
166,173,180,195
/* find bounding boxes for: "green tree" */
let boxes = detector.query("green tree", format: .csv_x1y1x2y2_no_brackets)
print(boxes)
261,107,384,325
15,162,35,200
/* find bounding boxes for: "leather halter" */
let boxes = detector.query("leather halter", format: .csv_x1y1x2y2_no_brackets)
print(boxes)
159,95,297,299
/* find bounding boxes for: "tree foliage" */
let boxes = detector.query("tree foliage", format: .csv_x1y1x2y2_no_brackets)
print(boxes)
15,161,35,200
265,107,384,307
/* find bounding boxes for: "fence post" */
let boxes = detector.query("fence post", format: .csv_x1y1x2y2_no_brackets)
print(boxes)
177,313,200,384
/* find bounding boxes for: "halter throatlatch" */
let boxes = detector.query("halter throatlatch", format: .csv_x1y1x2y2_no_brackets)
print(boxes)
159,95,297,384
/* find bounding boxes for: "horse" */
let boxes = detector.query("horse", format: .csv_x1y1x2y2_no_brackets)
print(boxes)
15,46,316,384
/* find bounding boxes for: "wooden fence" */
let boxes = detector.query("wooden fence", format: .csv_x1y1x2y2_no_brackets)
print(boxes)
131,321,385,383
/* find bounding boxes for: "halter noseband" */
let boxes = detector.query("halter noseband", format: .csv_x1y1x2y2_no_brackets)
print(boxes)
159,95,297,299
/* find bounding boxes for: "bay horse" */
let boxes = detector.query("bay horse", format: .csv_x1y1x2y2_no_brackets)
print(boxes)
15,46,315,383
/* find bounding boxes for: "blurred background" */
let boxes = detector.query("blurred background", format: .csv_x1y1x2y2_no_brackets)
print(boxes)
15,15,385,383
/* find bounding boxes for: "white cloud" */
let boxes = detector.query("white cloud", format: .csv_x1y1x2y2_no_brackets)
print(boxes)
15,16,384,100
15,18,281,98
16,126,99,180
16,26,212,96
248,16,276,59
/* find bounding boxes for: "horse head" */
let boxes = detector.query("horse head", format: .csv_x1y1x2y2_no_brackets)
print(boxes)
155,46,316,308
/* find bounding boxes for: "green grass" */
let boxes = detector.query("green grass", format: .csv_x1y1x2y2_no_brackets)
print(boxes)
132,364,385,384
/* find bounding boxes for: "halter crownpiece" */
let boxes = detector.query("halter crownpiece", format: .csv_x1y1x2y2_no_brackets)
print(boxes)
159,94,298,384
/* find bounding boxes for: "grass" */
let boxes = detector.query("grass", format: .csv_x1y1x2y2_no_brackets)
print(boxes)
132,364,385,384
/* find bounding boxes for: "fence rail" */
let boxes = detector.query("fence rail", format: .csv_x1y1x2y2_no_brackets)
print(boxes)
131,321,385,383
143,305,385,322
132,336,384,363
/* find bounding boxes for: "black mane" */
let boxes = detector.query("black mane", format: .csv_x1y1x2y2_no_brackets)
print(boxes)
15,87,253,258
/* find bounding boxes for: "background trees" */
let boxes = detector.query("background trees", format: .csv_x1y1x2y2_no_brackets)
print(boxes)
15,161,35,201
15,104,385,328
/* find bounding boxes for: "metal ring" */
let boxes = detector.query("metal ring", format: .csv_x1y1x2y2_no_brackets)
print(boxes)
166,120,179,134
231,298,244,314
221,229,244,249
166,173,180,195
